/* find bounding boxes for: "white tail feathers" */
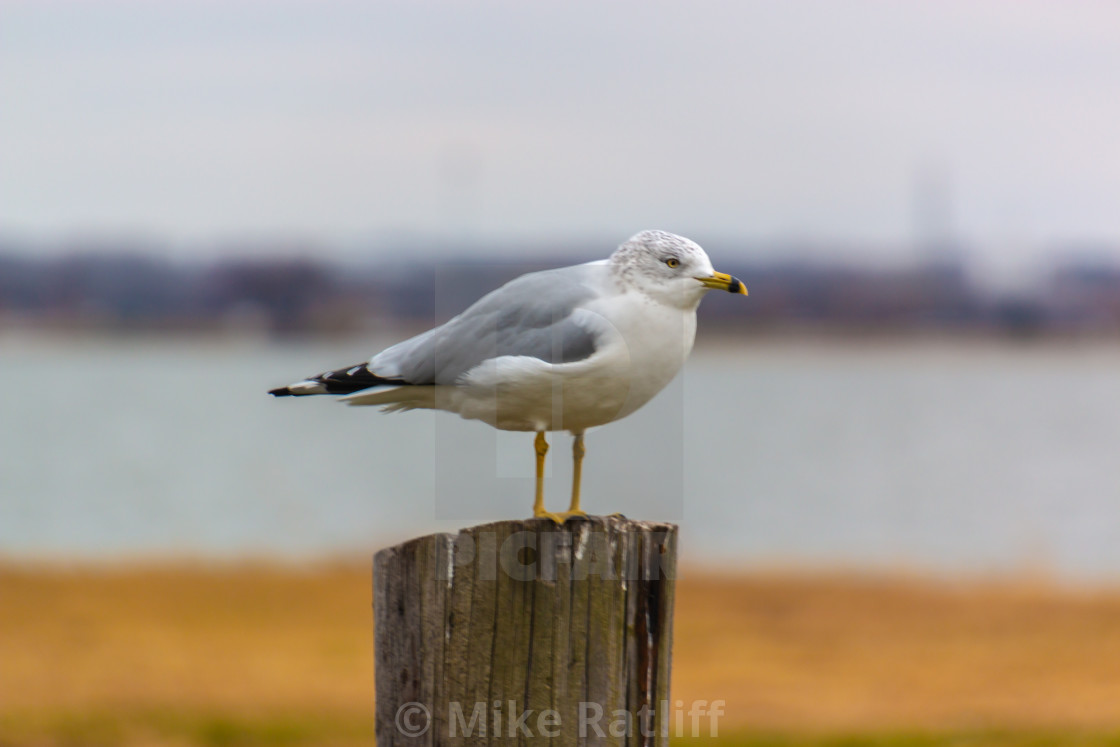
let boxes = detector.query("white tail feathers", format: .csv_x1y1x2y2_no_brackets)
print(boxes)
341,385,436,411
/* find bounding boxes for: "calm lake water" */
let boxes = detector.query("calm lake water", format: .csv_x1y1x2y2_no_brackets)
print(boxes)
2,333,1119,580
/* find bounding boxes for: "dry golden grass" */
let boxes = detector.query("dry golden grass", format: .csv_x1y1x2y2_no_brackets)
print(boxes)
5,562,1120,743
0,562,374,715
673,572,1120,731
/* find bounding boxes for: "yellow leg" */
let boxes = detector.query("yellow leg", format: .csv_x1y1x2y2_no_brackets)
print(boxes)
567,432,587,516
531,431,587,524
532,431,549,518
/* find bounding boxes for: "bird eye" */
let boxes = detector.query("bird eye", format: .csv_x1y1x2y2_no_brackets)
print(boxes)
665,258,680,268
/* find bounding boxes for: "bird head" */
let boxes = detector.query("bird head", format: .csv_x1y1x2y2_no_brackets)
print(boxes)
612,230,747,309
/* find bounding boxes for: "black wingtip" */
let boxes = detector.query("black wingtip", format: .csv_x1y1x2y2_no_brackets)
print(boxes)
268,387,292,397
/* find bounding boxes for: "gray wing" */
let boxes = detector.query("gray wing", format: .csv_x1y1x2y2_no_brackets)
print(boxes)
370,263,606,385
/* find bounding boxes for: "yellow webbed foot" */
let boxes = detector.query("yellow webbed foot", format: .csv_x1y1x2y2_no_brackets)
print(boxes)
532,508,589,525
533,508,565,525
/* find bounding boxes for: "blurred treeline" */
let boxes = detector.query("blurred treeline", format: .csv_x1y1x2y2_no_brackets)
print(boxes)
2,240,1119,338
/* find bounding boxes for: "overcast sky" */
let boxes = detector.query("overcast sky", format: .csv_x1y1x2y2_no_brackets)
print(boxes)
2,1,1119,262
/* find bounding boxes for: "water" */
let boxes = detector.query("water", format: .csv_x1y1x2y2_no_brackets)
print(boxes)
2,334,1119,580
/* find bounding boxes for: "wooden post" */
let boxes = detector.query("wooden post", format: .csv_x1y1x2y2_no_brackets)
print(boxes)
374,516,677,747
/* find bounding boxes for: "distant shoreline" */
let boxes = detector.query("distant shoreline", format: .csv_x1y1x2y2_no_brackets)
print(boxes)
3,321,1120,346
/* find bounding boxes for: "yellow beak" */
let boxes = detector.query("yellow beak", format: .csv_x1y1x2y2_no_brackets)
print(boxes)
697,270,748,295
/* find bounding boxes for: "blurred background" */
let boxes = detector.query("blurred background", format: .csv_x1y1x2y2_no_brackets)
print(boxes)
3,2,1120,745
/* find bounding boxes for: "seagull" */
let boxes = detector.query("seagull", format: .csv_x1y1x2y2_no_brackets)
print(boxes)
269,230,747,522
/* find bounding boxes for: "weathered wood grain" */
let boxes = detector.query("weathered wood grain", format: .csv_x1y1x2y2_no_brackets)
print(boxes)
374,517,677,747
